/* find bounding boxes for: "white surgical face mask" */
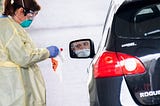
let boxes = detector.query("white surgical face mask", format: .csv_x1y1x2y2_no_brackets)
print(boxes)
75,49,90,57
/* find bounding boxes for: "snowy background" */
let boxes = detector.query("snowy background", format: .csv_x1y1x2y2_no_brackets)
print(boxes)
27,0,110,106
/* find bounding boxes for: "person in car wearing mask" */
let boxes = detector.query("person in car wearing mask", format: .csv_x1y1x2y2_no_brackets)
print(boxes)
71,40,90,57
0,0,59,105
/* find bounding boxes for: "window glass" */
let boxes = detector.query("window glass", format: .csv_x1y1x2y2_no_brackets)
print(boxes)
114,3,160,38
157,4,160,10
137,8,153,15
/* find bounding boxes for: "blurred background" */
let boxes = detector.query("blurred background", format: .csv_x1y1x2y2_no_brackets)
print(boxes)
0,0,2,11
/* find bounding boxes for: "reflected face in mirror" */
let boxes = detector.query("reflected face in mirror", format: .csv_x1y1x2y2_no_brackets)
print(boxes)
71,41,91,57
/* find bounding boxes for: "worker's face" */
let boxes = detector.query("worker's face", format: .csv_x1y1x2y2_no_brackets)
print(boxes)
14,7,38,24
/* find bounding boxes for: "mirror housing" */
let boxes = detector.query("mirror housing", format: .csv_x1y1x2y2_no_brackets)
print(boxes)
69,39,95,58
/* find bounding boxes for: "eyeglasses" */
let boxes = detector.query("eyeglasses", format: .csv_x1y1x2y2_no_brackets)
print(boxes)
24,9,38,19
21,0,38,17
24,9,38,16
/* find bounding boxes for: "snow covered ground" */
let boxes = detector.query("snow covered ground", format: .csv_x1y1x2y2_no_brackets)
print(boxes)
28,0,110,106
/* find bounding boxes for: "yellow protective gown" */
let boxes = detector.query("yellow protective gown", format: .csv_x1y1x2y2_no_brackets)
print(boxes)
0,16,50,106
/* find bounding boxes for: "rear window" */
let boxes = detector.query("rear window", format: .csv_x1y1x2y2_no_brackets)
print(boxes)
114,3,160,39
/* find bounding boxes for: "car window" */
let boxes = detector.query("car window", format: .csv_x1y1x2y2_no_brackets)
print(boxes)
157,4,160,10
114,3,160,39
137,8,153,15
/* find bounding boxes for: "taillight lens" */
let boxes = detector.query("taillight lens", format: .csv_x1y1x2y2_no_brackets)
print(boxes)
94,51,145,78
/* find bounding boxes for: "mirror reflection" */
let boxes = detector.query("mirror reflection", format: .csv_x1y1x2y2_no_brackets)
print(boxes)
71,40,91,57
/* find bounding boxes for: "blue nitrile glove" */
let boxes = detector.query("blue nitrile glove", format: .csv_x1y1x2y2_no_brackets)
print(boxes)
47,46,59,58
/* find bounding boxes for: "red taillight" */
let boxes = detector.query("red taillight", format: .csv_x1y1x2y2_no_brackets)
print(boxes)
94,51,145,78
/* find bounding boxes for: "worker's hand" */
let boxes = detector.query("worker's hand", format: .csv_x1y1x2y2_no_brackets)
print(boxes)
47,46,59,58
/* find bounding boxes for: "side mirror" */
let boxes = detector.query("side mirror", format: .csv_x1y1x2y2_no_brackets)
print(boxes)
69,39,95,58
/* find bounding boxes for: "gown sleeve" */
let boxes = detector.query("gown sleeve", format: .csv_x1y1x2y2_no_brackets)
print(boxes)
5,24,50,67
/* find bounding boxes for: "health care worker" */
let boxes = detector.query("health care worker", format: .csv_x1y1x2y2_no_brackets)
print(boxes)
0,0,59,106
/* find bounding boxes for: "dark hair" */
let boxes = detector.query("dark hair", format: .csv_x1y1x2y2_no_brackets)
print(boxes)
3,0,41,16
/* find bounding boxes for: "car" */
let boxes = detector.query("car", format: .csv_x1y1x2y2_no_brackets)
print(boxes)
69,0,160,105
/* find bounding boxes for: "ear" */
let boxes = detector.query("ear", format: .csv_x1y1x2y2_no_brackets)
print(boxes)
15,7,24,16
